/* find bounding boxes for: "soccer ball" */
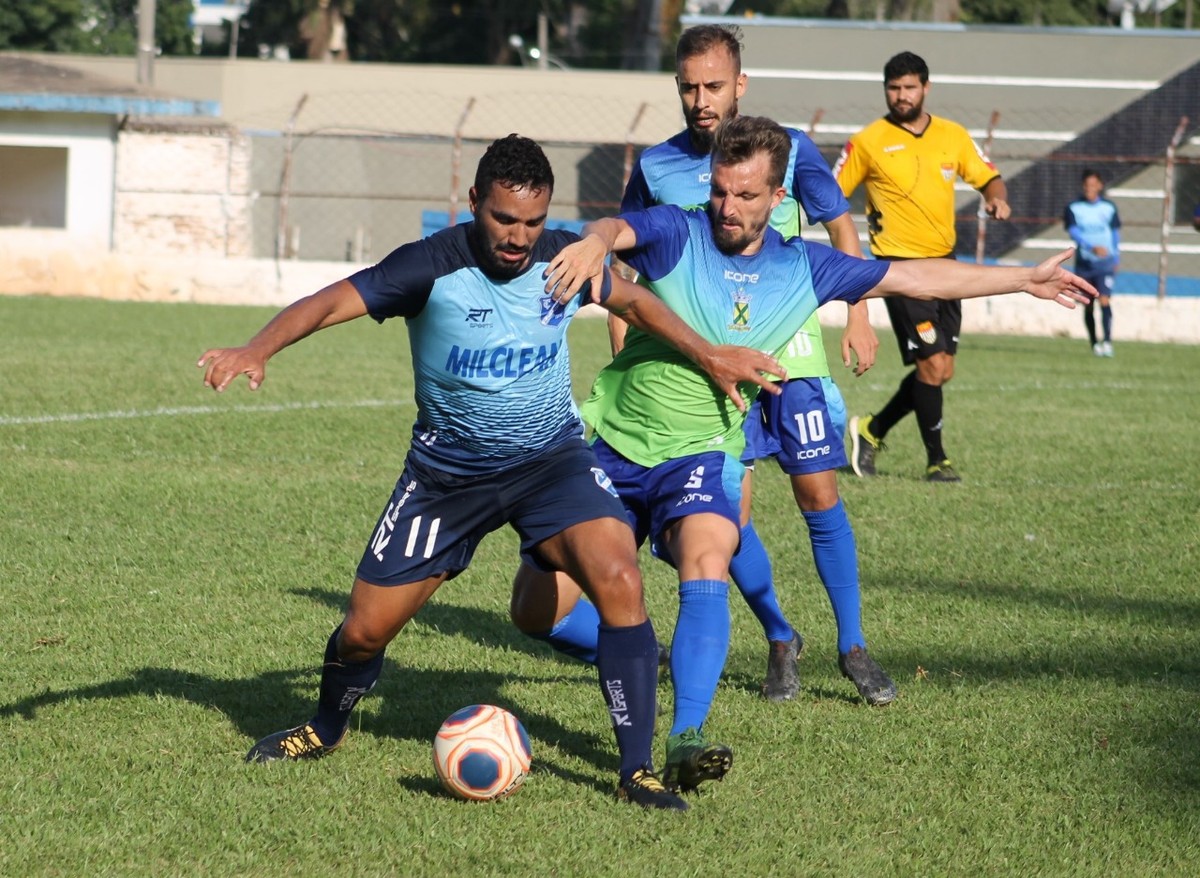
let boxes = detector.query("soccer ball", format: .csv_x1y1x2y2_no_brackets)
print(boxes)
432,704,532,801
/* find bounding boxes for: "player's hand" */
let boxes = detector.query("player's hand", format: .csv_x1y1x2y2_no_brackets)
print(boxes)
986,198,1011,221
699,346,786,414
841,307,879,376
543,234,609,305
197,347,268,392
1026,248,1098,309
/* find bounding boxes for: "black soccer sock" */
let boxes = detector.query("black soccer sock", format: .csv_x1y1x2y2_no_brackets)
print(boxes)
1083,302,1097,346
912,378,947,465
312,624,385,745
872,370,917,440
1101,305,1113,343
596,619,659,783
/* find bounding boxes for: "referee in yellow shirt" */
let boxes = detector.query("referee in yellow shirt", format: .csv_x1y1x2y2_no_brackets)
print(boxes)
835,51,1010,482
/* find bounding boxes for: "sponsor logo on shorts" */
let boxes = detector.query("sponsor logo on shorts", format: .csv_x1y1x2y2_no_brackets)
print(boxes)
684,465,705,489
916,320,938,345
676,492,714,507
591,466,619,498
795,445,832,460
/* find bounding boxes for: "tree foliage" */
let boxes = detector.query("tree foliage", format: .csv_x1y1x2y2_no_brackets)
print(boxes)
0,0,193,55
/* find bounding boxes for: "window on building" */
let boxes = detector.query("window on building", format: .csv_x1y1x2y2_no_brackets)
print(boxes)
0,145,68,228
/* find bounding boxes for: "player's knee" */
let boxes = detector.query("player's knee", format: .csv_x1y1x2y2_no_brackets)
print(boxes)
587,557,643,610
337,619,391,661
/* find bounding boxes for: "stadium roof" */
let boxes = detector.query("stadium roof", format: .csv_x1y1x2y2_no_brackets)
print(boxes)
0,55,220,117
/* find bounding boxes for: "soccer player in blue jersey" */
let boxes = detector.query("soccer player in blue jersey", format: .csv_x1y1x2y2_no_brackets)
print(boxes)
515,116,1095,793
519,23,895,708
1064,169,1120,357
196,134,784,812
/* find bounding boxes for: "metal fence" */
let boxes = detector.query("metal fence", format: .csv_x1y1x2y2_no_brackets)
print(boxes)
204,88,1200,296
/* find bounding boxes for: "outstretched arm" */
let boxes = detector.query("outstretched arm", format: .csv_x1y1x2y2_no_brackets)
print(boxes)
866,248,1096,309
824,212,878,375
197,279,367,391
604,273,785,413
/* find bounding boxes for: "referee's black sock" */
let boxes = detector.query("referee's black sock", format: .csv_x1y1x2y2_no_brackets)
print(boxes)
872,370,917,439
912,378,947,465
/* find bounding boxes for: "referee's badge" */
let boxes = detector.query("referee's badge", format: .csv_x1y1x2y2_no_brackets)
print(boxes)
916,320,938,345
941,164,955,181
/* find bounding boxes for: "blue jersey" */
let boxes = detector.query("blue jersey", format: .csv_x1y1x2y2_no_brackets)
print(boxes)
581,204,887,467
1063,196,1121,275
349,223,607,476
623,127,850,378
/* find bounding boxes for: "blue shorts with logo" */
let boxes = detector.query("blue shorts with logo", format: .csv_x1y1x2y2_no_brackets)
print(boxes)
355,437,628,586
592,436,744,564
741,376,848,474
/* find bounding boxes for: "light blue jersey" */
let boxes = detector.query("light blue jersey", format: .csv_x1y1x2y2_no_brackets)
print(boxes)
1064,196,1121,276
349,223,607,476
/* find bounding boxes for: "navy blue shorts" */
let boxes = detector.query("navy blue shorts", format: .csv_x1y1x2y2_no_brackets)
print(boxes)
741,376,848,474
592,436,744,561
355,438,627,586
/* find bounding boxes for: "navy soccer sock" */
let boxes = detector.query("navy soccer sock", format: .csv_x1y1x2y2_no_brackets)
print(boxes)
311,625,384,745
1101,305,1113,343
596,619,659,782
728,521,792,643
526,598,600,664
872,370,917,440
803,500,866,655
912,378,947,465
1083,302,1097,345
669,580,731,736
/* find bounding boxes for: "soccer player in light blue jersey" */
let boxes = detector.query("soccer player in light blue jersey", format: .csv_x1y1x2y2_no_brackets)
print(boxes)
522,23,895,709
196,134,783,812
515,115,1095,794
1064,169,1120,357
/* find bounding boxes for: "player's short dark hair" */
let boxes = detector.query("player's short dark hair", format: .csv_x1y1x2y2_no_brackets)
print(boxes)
676,24,742,72
711,115,791,190
474,134,554,201
884,51,929,84
1082,168,1104,183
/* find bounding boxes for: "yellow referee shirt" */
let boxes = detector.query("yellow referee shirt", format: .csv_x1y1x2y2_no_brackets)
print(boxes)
834,115,999,259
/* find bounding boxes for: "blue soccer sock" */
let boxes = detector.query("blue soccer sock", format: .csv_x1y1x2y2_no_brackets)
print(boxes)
525,598,600,664
312,625,385,745
802,500,866,655
669,579,730,736
596,619,659,782
728,521,793,643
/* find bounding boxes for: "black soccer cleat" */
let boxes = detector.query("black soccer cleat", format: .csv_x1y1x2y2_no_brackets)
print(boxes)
245,723,344,763
924,460,962,483
839,646,898,707
663,728,733,793
762,629,803,702
616,768,689,811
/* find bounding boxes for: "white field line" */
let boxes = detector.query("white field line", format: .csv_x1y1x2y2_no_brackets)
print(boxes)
0,398,411,427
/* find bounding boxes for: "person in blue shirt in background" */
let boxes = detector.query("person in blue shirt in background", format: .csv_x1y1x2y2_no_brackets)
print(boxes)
1064,169,1120,357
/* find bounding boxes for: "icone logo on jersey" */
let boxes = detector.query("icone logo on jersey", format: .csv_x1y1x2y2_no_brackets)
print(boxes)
698,172,711,184
724,269,759,284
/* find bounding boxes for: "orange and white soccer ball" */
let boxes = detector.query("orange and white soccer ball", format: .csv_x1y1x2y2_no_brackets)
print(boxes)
432,704,532,801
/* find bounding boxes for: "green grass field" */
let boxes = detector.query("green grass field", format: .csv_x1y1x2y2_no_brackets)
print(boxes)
2,294,1198,876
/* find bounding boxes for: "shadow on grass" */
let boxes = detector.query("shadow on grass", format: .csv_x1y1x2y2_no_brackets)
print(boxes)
0,661,616,797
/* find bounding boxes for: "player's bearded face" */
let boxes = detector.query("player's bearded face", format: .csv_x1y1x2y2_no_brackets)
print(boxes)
468,182,551,280
709,154,781,255
677,48,746,152
885,74,927,124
